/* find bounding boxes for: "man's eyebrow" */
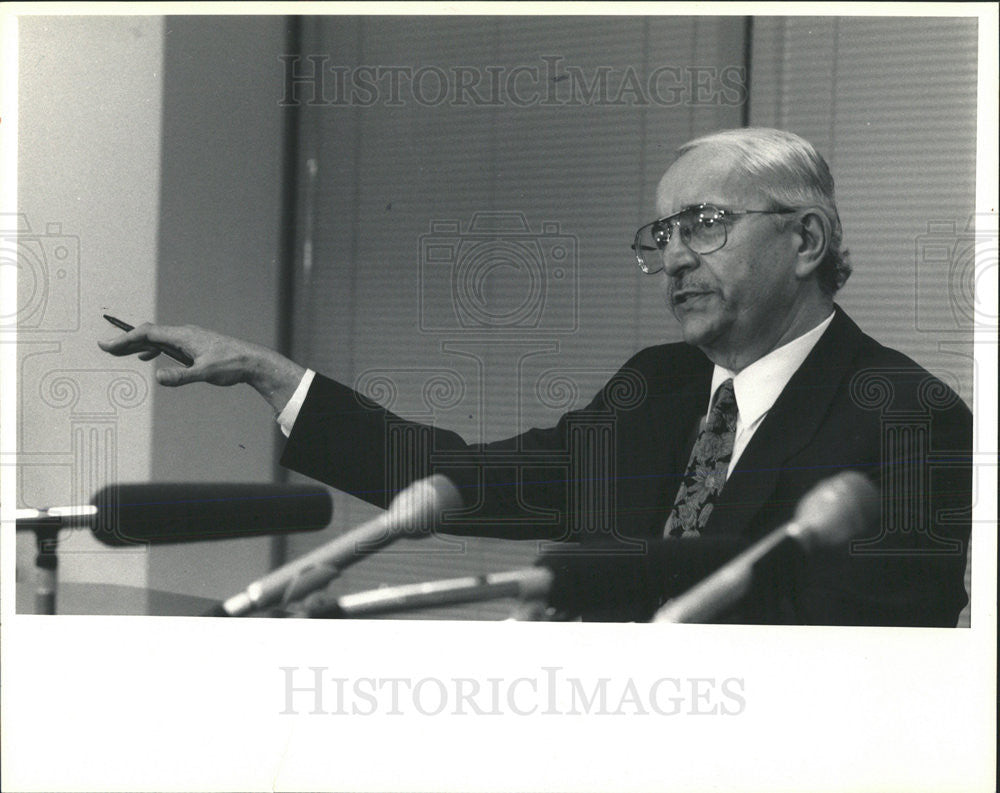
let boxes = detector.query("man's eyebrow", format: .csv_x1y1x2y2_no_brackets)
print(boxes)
655,202,721,219
677,202,722,212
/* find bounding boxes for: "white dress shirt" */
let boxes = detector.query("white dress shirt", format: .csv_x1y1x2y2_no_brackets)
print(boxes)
277,367,316,437
708,311,835,479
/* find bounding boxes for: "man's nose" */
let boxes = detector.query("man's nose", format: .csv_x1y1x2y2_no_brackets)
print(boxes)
661,235,699,276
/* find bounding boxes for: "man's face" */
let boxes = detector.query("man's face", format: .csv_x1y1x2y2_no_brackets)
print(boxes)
654,146,803,370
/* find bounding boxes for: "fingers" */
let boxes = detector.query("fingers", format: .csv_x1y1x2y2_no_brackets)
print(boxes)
156,365,204,387
98,322,192,360
98,337,134,355
144,323,196,348
99,322,248,389
99,322,163,354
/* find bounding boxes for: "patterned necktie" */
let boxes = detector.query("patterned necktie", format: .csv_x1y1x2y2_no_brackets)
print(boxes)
664,378,738,539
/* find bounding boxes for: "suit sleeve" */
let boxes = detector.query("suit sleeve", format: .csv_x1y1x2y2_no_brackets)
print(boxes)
279,356,654,541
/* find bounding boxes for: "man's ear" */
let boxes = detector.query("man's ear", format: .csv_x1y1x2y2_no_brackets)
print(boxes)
793,210,830,279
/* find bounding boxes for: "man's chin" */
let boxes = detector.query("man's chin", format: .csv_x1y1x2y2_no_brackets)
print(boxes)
677,318,720,348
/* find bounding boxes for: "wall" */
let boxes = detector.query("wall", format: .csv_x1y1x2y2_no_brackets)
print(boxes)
14,15,291,609
14,16,165,605
148,16,289,599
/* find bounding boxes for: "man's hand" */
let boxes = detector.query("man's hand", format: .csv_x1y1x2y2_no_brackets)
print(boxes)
98,323,306,414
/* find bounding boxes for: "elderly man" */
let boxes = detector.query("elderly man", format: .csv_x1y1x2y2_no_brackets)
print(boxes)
100,128,972,626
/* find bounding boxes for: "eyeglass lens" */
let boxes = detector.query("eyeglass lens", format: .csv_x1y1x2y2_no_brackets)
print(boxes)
635,206,728,271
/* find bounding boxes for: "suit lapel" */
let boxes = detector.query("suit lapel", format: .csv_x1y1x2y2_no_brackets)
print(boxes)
703,306,865,539
637,347,712,536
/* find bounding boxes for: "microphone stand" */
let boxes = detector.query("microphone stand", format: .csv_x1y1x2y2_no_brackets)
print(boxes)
16,507,99,615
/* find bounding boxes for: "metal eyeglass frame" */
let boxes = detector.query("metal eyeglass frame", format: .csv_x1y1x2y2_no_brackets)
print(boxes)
632,203,799,274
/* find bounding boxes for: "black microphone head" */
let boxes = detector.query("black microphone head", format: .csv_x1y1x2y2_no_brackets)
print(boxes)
90,482,333,546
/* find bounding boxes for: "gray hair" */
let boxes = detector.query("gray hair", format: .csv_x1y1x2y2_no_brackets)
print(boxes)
676,127,852,294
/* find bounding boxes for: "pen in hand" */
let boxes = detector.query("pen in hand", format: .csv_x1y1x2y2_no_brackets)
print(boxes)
102,314,195,367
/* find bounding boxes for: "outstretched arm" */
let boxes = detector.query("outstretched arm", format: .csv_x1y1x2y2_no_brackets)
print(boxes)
98,323,306,415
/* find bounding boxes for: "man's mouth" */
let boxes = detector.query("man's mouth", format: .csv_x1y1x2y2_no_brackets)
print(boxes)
672,290,710,306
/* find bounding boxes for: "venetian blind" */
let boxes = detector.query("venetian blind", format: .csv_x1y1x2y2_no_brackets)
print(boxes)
283,15,746,619
749,16,979,405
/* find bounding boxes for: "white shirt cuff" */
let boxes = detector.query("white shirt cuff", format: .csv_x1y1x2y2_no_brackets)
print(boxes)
277,368,316,437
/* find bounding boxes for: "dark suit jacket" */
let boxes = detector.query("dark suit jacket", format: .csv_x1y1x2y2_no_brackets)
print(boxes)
281,306,972,626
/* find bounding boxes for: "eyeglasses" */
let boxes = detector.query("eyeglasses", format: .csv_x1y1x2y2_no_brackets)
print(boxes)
631,203,799,274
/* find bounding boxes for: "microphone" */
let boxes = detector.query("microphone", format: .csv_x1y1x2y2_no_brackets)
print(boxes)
16,482,333,546
215,474,463,617
297,567,554,618
300,538,750,621
653,471,879,623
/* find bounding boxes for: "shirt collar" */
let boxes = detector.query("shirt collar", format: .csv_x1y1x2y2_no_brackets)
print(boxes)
709,311,836,425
